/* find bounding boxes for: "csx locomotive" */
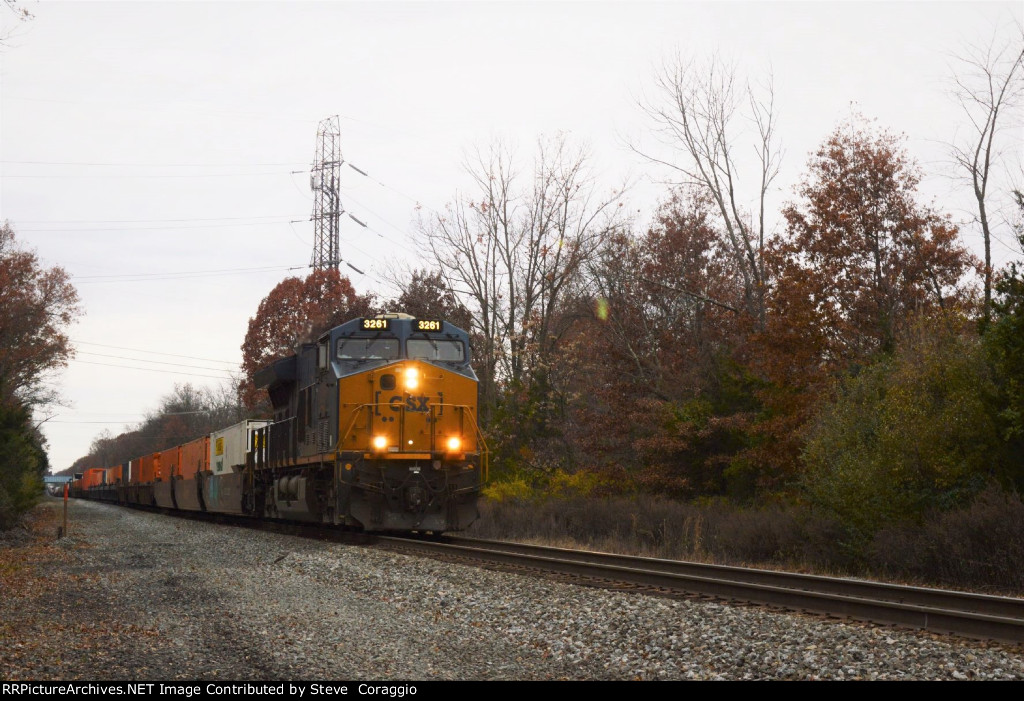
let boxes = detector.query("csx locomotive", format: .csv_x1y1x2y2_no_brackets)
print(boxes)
71,313,486,533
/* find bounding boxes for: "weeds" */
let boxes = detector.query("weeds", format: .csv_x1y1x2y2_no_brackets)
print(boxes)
467,487,1024,594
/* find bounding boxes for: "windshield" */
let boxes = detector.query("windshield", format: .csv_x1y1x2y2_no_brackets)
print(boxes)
337,337,400,361
407,339,465,363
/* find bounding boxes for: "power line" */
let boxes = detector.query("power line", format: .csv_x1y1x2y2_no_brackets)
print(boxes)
72,264,308,283
71,359,236,380
46,408,230,425
16,214,303,224
337,191,420,256
45,420,146,425
72,340,238,365
23,221,296,232
1,171,291,179
343,158,447,219
1,160,306,167
300,145,436,268
73,263,304,279
76,351,238,373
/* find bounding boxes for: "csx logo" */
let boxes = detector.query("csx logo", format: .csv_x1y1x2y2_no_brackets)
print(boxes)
389,395,430,412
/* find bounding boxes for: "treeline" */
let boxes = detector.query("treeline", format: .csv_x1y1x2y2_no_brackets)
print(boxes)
403,118,1024,559
211,114,1022,567
0,222,81,528
64,383,248,475
379,45,1023,571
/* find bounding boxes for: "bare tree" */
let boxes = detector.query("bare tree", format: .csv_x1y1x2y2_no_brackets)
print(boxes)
948,24,1024,319
1,0,33,48
421,135,626,424
637,54,781,326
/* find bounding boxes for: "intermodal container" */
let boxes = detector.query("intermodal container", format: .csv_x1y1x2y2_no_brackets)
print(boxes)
210,420,269,474
179,436,209,480
161,446,181,479
82,467,106,490
139,453,161,483
129,458,142,485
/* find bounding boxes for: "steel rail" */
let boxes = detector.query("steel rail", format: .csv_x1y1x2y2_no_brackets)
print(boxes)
379,535,1024,645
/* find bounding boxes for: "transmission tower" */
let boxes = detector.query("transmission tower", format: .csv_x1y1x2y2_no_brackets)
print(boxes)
309,116,343,270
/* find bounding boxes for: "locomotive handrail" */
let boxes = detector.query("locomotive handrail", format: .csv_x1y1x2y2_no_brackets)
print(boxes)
460,405,489,483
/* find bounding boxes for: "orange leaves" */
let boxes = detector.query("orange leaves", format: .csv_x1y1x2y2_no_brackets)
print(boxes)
767,120,975,378
239,269,376,410
740,120,980,485
0,223,82,407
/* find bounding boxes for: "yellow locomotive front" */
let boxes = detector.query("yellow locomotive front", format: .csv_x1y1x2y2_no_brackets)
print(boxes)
253,313,485,532
340,359,478,457
337,353,482,531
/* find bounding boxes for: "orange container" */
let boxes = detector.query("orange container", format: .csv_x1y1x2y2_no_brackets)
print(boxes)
83,467,106,489
129,458,142,485
161,446,181,479
179,436,209,480
106,465,123,485
139,453,162,483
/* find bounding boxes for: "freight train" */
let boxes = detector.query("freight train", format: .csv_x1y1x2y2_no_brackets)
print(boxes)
70,313,486,533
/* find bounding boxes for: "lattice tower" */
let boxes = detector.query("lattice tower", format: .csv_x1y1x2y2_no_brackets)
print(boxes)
309,116,343,270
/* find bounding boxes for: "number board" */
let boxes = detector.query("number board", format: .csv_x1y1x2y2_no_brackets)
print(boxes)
414,319,443,332
361,318,390,331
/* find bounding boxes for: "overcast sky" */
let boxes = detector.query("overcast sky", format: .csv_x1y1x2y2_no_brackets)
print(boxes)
1,1,1021,472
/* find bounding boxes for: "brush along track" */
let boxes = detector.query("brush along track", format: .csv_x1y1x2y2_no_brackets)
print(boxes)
376,535,1024,646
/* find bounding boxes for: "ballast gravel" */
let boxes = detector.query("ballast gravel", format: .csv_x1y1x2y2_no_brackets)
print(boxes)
2,499,1022,681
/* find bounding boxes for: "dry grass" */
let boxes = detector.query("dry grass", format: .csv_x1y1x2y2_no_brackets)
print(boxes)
466,490,1024,596
0,501,75,598
0,499,162,681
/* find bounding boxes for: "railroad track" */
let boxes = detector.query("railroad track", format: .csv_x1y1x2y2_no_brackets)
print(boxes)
377,535,1024,646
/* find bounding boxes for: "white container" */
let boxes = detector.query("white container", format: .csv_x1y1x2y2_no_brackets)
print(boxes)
209,420,270,474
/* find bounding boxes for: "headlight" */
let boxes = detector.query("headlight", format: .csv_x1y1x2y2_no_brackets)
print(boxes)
372,435,388,451
446,436,461,453
403,367,419,390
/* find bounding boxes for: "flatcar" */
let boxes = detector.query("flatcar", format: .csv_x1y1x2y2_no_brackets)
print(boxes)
71,313,486,533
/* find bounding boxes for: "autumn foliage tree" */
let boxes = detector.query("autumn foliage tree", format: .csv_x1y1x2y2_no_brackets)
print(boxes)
750,119,976,489
588,189,743,399
0,222,81,408
565,189,760,498
0,222,81,527
802,314,1003,549
392,268,472,332
239,269,376,410
773,119,973,364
